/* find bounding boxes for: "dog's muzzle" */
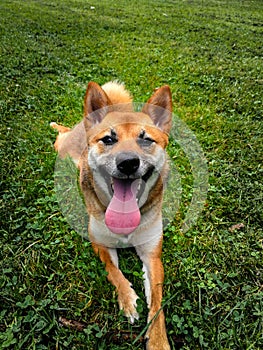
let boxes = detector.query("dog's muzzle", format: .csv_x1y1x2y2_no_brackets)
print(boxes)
116,152,140,176
103,152,156,235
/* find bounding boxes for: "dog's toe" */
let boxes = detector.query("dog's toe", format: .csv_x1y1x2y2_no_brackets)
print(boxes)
50,122,58,128
118,287,139,323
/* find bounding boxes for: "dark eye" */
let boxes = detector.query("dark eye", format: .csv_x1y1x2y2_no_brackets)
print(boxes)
100,135,117,145
137,133,155,147
144,137,155,143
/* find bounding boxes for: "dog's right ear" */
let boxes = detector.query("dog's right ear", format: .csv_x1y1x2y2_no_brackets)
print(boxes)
84,82,112,128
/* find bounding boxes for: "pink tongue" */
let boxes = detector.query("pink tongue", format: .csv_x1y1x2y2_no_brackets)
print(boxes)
105,178,141,235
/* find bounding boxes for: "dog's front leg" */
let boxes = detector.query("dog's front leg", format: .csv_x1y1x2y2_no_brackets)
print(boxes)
136,239,170,350
91,242,139,323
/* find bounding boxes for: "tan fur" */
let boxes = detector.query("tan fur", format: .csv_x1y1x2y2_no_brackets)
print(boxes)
51,81,172,350
50,81,133,166
101,81,133,106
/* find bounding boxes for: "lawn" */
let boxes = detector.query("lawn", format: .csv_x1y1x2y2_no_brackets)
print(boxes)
0,0,262,349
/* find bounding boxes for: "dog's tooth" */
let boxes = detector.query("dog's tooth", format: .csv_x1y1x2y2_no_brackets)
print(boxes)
110,177,114,192
137,179,141,192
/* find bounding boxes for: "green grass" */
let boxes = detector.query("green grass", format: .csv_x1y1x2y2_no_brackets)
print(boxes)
0,0,262,349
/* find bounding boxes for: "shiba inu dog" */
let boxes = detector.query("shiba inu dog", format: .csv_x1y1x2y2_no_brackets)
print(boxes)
51,81,172,350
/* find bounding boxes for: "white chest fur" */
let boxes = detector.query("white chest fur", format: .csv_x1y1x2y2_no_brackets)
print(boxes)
89,212,163,250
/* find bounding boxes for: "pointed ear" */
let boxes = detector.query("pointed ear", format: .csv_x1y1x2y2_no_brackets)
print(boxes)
142,85,172,134
84,82,112,128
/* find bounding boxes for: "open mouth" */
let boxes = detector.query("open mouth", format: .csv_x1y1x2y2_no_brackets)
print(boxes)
105,167,155,235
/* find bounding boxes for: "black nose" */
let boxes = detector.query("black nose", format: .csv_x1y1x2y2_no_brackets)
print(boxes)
116,153,140,176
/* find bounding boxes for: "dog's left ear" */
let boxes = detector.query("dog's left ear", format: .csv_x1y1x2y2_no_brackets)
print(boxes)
84,82,112,128
142,85,172,134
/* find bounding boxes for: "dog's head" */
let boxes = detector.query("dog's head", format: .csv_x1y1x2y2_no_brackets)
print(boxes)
83,82,172,235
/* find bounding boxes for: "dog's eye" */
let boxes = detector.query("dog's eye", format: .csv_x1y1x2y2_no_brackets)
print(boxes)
100,135,117,145
138,135,155,147
144,137,155,143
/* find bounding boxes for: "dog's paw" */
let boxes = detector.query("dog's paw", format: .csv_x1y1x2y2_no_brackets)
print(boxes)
50,122,58,129
118,287,139,323
145,316,171,350
145,336,171,350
